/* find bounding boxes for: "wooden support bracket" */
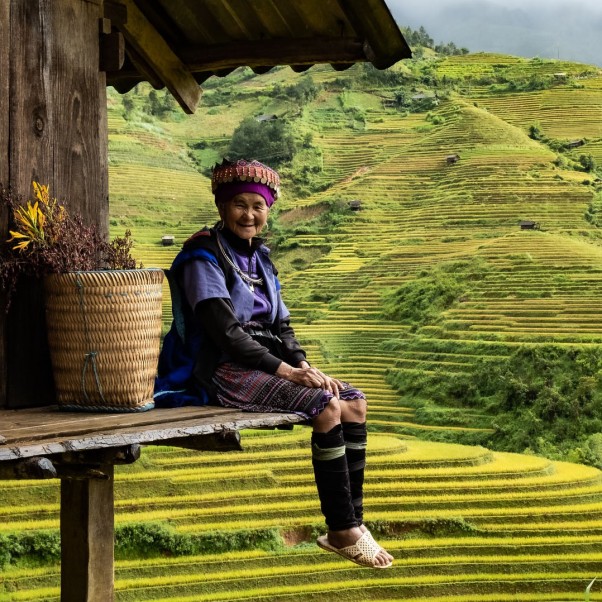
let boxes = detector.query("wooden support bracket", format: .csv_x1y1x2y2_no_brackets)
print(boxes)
147,430,243,452
0,457,57,480
117,0,201,113
56,444,141,466
99,18,125,72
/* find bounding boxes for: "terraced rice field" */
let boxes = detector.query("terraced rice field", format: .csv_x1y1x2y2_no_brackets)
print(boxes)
1,430,601,600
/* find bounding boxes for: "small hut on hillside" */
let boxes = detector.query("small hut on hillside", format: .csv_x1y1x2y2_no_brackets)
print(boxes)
520,220,540,230
256,113,278,122
0,2,410,600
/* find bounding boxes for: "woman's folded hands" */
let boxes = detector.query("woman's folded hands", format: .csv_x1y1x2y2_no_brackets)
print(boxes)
276,361,344,397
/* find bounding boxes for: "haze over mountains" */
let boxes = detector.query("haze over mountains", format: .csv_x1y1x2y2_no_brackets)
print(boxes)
389,0,602,67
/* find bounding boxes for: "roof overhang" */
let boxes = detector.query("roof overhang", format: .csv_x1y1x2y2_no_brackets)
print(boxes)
104,0,412,113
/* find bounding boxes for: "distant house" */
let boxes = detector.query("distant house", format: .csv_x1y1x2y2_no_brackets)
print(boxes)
519,220,540,230
256,114,278,122
567,139,585,149
446,154,460,165
553,72,567,79
381,98,396,108
348,200,362,211
162,235,175,246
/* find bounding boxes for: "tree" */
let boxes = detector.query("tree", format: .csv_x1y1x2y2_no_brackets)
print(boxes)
285,76,319,104
122,96,135,120
227,118,297,166
145,89,162,116
579,154,597,172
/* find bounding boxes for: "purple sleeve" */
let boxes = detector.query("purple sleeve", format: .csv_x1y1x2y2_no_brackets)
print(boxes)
181,260,230,309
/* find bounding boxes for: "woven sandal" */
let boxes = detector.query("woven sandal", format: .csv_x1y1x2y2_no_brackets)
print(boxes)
316,531,393,569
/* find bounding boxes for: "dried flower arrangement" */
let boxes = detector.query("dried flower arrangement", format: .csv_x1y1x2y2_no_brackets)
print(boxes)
0,181,140,309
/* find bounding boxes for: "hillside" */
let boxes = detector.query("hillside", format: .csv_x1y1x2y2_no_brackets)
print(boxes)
2,51,602,600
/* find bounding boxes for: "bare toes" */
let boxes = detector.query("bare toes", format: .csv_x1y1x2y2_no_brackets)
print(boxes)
376,550,391,566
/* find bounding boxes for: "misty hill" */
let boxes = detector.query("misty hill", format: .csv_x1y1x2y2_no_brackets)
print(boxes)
392,1,602,66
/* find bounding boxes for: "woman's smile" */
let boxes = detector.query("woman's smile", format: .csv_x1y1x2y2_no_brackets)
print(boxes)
219,192,269,242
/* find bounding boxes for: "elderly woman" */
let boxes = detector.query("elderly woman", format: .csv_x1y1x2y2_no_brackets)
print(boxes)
155,159,393,569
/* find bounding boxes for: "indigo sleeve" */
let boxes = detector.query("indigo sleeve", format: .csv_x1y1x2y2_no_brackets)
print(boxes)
195,298,282,374
278,317,307,367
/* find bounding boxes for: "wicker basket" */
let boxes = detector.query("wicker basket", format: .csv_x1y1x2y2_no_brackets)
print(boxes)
44,269,164,412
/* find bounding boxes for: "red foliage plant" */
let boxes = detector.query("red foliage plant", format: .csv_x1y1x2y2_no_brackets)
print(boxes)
0,182,140,310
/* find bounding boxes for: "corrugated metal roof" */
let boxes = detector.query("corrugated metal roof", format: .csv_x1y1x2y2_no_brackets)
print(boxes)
106,0,411,111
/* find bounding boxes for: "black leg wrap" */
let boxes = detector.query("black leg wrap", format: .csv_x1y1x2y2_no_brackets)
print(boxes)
342,421,367,524
312,425,357,531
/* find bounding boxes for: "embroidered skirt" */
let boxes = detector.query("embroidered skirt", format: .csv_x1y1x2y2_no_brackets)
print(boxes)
212,362,365,420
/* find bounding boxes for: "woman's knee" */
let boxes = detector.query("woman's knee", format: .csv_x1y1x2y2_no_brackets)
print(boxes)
313,397,341,431
322,397,342,421
341,397,367,422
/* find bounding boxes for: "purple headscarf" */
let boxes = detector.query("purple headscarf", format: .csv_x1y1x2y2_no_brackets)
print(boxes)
214,181,276,208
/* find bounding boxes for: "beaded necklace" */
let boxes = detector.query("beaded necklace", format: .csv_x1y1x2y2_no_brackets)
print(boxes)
216,232,264,291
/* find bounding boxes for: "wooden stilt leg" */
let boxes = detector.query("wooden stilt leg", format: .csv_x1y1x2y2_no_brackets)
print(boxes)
60,464,114,602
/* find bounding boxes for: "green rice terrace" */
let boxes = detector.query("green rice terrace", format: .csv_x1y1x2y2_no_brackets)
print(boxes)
3,47,602,600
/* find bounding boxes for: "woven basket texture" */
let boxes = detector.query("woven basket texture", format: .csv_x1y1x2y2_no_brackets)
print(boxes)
44,269,164,410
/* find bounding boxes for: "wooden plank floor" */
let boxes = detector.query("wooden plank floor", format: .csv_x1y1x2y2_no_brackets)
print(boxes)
0,406,304,461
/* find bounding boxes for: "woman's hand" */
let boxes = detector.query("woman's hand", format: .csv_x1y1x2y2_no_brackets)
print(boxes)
276,362,344,397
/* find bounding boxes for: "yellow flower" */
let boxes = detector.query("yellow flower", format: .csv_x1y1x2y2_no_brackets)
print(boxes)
7,230,31,250
33,181,50,205
6,181,68,251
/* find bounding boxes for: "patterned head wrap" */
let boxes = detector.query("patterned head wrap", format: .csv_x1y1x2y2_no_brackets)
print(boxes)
212,159,280,208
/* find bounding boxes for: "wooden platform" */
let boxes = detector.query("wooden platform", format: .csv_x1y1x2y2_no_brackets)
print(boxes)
0,405,304,602
0,405,304,461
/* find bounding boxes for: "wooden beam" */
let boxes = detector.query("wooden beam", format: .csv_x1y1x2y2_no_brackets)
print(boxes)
334,0,412,68
109,37,367,89
57,445,141,466
123,43,163,90
181,37,365,72
148,430,242,452
117,0,201,114
61,465,115,602
0,457,57,480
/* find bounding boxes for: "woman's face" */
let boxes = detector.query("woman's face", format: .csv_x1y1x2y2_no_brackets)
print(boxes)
219,192,269,241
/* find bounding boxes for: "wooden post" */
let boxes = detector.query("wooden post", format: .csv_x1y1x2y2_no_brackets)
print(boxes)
0,0,9,408
60,464,115,602
3,0,108,408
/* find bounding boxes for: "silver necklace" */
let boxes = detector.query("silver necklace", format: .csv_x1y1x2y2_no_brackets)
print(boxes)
216,232,264,291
